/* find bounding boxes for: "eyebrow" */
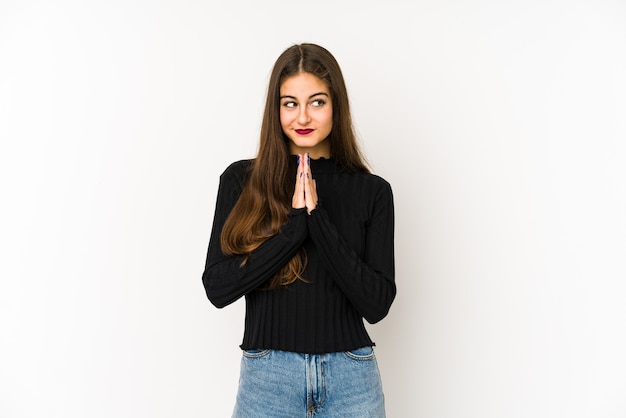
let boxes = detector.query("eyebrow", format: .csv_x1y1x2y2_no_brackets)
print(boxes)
280,92,330,100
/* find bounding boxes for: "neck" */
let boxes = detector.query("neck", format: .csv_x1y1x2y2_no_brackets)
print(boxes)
289,140,331,159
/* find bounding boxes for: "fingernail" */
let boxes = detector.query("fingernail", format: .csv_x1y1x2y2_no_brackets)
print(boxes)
307,153,310,165
297,155,301,165
300,172,303,178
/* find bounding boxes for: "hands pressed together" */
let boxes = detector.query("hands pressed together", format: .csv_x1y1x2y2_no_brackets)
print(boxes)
292,153,318,215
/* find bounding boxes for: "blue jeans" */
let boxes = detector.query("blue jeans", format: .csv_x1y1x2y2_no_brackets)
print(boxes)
232,347,386,417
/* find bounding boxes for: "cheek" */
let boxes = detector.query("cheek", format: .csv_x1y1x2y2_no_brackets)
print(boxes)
323,110,333,130
279,110,291,128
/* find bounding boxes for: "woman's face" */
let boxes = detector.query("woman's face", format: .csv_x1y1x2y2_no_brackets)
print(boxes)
279,72,333,158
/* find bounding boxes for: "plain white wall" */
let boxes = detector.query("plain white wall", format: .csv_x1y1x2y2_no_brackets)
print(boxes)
1,0,625,417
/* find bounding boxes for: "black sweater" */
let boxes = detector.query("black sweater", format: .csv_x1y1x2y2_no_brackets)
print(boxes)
202,157,396,354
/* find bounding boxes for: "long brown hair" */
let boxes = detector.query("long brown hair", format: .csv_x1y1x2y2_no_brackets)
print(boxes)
221,43,369,289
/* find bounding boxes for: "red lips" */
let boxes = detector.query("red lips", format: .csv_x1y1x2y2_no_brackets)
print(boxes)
295,129,314,135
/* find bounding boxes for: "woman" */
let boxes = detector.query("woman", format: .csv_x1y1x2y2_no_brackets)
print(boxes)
202,43,396,417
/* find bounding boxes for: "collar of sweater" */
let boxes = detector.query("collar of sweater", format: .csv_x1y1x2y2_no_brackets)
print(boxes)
289,154,338,174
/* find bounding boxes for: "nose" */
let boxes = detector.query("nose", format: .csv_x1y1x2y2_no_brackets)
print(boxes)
297,106,311,125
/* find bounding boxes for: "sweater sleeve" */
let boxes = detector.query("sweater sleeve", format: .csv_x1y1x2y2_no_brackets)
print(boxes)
202,162,308,308
307,181,396,324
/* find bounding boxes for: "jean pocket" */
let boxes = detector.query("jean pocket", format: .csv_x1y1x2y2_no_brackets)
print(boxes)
344,346,375,361
242,348,271,359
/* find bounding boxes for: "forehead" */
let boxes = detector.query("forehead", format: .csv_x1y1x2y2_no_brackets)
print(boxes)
280,72,330,96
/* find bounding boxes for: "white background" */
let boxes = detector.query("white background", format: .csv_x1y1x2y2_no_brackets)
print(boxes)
1,0,625,417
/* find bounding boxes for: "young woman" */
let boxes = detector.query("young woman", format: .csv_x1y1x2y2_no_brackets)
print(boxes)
202,43,396,417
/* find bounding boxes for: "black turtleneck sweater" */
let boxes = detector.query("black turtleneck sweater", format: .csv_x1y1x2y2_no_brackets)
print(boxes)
202,157,395,354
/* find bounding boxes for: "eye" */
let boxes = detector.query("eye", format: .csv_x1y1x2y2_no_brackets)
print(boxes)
310,99,326,107
282,101,297,108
